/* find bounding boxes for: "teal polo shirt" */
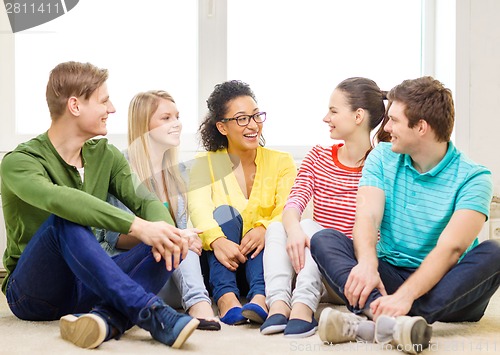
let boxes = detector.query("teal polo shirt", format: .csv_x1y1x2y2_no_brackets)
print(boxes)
359,142,493,268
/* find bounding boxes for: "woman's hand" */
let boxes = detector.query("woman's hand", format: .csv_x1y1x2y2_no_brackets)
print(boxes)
286,229,309,273
239,226,266,259
180,228,203,255
211,237,246,271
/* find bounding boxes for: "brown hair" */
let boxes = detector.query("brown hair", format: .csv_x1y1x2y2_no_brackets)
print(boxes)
46,61,108,120
385,76,454,142
335,77,390,162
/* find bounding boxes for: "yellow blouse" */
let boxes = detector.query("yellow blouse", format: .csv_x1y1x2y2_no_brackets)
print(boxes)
188,147,297,250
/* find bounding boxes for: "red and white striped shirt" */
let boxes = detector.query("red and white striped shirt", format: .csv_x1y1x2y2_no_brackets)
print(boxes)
284,144,363,238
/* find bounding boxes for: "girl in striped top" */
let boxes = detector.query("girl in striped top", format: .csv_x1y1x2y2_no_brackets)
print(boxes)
261,77,389,338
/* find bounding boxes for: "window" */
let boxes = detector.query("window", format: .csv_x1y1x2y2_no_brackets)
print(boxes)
1,0,425,155
10,0,198,149
227,0,422,148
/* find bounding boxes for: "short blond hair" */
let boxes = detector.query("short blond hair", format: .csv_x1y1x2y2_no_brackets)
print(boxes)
46,61,108,120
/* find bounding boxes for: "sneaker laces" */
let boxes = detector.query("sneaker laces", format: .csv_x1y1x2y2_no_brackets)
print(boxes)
341,314,360,338
150,302,179,331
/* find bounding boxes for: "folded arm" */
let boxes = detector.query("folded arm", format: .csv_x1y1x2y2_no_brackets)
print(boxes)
370,209,486,319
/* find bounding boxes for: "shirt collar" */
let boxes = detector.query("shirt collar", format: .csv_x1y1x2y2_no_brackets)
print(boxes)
222,146,262,167
403,141,455,177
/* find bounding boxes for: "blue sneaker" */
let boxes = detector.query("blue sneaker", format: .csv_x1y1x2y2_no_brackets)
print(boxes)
137,299,199,348
284,317,318,338
241,303,268,324
60,313,108,349
260,314,288,335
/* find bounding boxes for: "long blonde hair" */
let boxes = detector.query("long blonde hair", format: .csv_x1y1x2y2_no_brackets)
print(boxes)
127,90,186,225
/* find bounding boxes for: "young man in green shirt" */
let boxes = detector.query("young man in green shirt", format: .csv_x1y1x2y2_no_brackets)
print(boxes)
1,61,199,349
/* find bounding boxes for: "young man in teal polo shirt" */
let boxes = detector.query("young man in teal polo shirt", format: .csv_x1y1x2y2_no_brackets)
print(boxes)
1,61,199,349
310,76,500,354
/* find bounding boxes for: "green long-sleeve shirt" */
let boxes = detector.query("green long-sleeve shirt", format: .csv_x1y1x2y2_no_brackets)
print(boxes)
1,132,173,293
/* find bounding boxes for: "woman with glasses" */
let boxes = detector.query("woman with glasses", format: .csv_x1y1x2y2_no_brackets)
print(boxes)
98,90,221,331
260,77,389,338
188,80,297,325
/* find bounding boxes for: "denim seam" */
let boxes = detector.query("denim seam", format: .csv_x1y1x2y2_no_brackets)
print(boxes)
424,270,500,320
315,262,345,304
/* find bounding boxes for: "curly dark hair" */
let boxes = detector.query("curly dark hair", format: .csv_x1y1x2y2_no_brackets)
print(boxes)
198,80,265,151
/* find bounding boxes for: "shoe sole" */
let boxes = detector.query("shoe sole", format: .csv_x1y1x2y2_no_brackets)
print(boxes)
60,314,106,349
401,317,432,354
241,309,266,324
284,326,317,338
171,318,200,349
260,324,287,335
318,307,334,343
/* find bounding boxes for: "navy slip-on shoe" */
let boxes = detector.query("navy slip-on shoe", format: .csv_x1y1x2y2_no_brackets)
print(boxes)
241,303,268,324
284,317,318,338
220,307,248,325
260,314,288,335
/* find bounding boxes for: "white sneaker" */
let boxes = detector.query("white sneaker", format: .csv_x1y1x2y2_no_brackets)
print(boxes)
375,315,432,354
318,308,375,344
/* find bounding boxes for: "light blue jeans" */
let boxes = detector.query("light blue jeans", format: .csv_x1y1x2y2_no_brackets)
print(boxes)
158,250,211,310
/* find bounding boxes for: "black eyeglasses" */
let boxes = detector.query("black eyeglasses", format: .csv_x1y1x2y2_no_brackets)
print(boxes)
220,112,266,127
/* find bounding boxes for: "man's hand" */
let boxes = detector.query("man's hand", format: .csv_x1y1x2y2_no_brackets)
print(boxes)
344,261,387,309
211,237,247,271
286,229,309,273
370,292,413,320
128,217,187,271
239,226,266,259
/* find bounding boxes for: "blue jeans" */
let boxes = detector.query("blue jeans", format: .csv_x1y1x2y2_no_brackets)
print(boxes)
205,205,265,304
5,215,172,336
310,229,500,323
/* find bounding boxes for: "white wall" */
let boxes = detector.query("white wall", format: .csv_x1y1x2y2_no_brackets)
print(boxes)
452,0,500,193
454,0,500,240
466,0,500,195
